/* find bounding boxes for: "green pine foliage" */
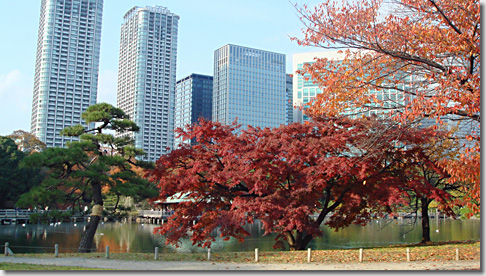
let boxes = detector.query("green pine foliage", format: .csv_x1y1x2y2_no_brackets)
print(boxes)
18,103,158,212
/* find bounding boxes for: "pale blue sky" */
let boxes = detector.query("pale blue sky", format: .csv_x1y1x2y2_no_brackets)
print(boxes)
0,0,324,136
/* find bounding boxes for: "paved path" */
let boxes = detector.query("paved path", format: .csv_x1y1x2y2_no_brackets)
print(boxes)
0,256,480,270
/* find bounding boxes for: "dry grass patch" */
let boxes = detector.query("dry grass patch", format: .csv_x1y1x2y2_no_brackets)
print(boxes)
13,240,479,264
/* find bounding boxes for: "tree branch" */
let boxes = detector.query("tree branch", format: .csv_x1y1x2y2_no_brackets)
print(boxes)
427,0,462,35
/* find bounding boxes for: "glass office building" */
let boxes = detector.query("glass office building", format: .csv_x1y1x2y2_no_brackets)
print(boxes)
213,44,286,129
293,51,406,123
30,0,103,147
174,74,213,148
116,6,179,162
286,74,293,124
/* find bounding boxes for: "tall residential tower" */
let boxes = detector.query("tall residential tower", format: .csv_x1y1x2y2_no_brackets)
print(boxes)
30,0,104,147
116,6,179,162
213,44,286,129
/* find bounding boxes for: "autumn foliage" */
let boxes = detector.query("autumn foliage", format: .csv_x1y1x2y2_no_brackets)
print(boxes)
148,118,452,250
293,0,480,212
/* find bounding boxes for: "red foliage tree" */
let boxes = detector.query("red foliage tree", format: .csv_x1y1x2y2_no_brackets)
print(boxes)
148,118,452,250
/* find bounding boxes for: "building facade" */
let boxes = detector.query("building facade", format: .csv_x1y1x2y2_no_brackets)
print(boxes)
213,44,286,129
286,74,293,124
174,74,213,147
116,6,179,162
30,0,104,147
293,51,406,123
292,51,341,123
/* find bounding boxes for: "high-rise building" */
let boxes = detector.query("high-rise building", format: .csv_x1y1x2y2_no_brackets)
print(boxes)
286,74,293,124
174,74,213,147
293,51,406,123
213,44,286,129
30,0,104,147
293,51,341,123
116,6,179,162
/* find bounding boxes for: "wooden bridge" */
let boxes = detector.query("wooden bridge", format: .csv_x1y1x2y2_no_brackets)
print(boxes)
0,209,33,225
0,209,449,226
0,209,88,225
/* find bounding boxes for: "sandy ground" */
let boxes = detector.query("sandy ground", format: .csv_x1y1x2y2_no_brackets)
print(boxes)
0,256,480,271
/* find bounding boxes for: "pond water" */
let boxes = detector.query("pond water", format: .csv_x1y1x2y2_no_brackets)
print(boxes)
0,219,480,254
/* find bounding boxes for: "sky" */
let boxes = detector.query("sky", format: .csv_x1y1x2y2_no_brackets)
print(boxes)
0,0,325,136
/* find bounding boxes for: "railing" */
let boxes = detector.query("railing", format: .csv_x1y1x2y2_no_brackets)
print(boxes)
138,210,175,218
0,209,449,223
0,209,36,219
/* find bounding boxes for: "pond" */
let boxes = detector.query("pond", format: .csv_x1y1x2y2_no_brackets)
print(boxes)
0,218,480,254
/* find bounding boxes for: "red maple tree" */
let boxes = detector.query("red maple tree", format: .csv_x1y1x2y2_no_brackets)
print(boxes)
148,117,451,250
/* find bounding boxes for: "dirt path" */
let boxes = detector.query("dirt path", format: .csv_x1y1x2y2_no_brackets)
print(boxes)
0,256,480,271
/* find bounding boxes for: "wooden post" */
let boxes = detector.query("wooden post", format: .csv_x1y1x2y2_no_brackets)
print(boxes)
406,248,410,262
359,248,363,263
4,242,9,256
255,248,259,262
105,246,109,259
207,248,211,261
55,244,59,258
307,248,312,263
455,248,459,261
155,247,159,260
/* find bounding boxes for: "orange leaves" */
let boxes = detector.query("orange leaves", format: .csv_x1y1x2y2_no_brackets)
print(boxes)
294,0,480,123
293,0,480,214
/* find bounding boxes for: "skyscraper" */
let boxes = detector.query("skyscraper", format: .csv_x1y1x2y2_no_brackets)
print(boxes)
116,6,179,162
286,74,293,124
30,0,104,147
213,44,286,129
174,74,213,148
293,51,406,123
292,51,341,123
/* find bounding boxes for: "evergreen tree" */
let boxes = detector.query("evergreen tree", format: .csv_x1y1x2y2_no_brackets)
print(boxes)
20,103,158,252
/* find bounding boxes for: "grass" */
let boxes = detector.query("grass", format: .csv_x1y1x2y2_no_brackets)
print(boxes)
11,240,480,264
0,263,111,270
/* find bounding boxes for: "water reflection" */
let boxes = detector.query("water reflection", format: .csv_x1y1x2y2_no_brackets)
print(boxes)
0,219,480,253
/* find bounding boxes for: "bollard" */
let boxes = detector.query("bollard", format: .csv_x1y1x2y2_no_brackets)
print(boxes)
207,248,211,261
4,242,9,256
307,248,312,263
359,248,363,263
406,248,410,262
155,247,159,260
105,246,109,259
455,248,459,261
255,248,259,262
55,244,59,258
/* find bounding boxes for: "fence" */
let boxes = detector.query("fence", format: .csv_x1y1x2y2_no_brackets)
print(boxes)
2,241,478,264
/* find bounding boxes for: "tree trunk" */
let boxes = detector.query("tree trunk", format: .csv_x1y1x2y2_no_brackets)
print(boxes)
299,233,314,250
78,215,101,252
78,182,103,253
286,208,332,250
420,197,431,243
287,230,320,251
286,230,303,251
